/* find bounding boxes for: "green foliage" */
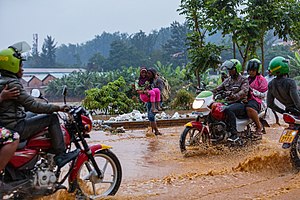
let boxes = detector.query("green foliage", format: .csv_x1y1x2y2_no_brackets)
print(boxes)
83,77,136,114
178,0,223,89
171,89,194,110
288,52,300,78
40,35,57,67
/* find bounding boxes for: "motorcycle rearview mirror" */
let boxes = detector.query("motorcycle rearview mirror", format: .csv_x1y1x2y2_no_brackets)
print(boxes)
31,89,41,98
31,89,49,103
62,85,67,104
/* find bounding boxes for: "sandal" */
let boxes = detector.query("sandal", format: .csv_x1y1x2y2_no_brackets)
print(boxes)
252,130,263,140
151,109,159,113
154,131,162,136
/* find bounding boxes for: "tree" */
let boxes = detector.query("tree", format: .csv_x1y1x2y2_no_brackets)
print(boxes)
86,52,106,71
178,0,223,88
40,35,57,67
162,21,190,67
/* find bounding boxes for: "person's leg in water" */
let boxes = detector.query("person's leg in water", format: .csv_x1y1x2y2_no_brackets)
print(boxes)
152,88,162,111
224,103,246,142
147,102,162,135
14,114,79,168
148,90,159,113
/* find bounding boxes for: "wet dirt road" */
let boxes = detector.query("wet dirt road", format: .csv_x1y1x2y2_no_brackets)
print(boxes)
44,124,300,200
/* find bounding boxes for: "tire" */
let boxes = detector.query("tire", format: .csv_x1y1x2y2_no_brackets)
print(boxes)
74,149,122,199
290,134,300,170
179,127,208,153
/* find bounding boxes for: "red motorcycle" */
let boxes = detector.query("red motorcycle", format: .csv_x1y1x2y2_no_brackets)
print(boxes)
279,111,300,170
0,89,122,199
179,91,267,153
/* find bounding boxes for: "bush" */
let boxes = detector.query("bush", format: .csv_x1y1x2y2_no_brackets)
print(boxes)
171,89,195,110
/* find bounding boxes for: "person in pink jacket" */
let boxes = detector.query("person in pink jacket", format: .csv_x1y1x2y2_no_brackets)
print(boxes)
246,58,268,137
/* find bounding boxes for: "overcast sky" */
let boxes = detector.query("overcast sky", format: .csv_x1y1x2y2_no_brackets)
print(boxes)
0,0,185,50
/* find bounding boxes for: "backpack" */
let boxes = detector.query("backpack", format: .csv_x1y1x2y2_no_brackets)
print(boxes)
159,76,171,102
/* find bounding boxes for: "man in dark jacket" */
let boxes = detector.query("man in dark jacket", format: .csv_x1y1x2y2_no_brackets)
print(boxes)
267,56,300,115
0,42,78,168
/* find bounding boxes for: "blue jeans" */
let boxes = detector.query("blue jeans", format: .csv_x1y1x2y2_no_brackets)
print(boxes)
146,102,156,122
14,113,65,155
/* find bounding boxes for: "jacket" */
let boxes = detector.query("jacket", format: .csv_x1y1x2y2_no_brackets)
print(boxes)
248,75,268,104
0,71,61,129
214,74,249,103
267,77,300,114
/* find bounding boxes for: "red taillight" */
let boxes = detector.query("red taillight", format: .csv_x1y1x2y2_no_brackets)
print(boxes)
283,114,296,124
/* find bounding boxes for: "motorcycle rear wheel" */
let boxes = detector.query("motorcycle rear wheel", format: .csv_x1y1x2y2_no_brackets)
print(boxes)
179,127,209,153
75,149,122,199
290,134,300,170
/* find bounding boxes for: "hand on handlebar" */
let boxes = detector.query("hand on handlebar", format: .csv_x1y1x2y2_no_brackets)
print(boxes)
59,105,71,112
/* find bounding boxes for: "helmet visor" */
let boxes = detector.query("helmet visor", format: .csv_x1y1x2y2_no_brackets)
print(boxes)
221,60,236,71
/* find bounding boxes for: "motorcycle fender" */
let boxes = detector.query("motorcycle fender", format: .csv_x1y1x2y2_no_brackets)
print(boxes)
68,144,112,182
184,121,203,130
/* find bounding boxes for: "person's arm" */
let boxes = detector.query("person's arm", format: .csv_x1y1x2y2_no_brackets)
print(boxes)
11,81,63,113
267,83,285,114
135,80,146,94
213,79,226,95
289,80,300,111
230,77,249,101
0,85,20,103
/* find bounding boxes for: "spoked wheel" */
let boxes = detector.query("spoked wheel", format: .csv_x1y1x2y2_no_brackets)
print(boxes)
179,127,209,153
75,149,122,199
290,134,300,170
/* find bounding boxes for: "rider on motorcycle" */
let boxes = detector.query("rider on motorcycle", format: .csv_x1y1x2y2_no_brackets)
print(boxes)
213,59,250,142
0,44,79,168
267,56,300,116
246,58,268,137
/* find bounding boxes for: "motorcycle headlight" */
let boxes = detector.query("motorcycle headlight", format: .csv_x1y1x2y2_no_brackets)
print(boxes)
192,99,205,109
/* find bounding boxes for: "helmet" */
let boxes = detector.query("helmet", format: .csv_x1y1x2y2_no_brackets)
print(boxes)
268,56,289,75
246,58,262,73
221,59,242,73
0,41,30,74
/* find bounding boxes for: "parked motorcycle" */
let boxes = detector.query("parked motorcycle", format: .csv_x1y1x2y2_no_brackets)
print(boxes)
179,90,268,153
279,111,300,170
0,88,122,199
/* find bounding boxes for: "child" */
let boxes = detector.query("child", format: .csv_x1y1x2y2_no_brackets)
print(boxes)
135,67,162,113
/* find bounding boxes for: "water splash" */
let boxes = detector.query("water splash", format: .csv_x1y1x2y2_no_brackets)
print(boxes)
234,151,292,173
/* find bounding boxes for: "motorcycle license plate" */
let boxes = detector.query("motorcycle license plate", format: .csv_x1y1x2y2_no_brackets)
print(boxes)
279,129,298,144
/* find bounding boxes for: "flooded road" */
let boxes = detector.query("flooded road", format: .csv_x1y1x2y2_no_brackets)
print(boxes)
42,124,300,200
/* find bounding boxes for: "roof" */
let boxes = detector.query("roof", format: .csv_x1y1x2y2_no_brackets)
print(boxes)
23,68,85,74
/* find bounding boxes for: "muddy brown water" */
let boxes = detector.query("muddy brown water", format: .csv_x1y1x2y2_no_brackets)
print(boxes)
40,125,300,200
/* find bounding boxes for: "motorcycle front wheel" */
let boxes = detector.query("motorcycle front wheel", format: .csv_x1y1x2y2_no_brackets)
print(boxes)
179,126,209,153
75,149,122,199
290,134,300,170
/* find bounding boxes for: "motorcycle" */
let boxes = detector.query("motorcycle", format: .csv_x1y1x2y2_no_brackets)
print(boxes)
179,90,268,153
279,110,300,170
0,88,122,199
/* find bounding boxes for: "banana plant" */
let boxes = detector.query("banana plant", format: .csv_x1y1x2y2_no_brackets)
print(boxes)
288,51,300,78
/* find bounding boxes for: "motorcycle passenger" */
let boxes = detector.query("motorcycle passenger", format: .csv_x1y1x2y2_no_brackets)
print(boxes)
267,56,300,116
0,44,79,168
213,59,250,142
246,58,268,138
0,85,20,177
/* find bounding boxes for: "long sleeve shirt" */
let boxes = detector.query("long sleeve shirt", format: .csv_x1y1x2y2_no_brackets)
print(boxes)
267,77,300,114
214,74,249,103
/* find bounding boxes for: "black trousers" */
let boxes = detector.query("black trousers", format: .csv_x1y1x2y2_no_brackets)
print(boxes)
14,113,65,155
